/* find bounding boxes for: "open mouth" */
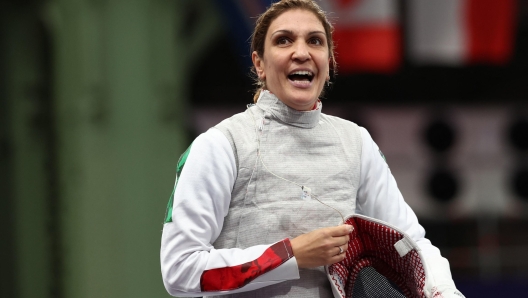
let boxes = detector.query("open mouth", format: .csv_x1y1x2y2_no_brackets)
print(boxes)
288,70,314,83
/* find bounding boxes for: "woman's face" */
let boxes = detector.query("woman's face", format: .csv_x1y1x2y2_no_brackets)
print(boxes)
252,9,330,111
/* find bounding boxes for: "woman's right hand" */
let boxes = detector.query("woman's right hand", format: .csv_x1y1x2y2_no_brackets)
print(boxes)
290,224,353,268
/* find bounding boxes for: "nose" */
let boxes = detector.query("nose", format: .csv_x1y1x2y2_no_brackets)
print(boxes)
292,41,310,61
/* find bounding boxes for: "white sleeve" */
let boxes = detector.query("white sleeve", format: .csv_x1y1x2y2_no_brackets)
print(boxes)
160,128,299,297
356,127,462,297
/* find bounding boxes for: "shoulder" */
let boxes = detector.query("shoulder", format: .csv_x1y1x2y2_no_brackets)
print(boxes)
188,129,233,159
320,113,362,137
213,107,258,145
215,109,253,131
319,113,374,141
319,113,364,164
211,108,257,170
195,127,229,144
320,113,359,128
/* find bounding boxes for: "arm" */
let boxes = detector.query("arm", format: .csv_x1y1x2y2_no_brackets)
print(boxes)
356,127,462,297
160,128,299,297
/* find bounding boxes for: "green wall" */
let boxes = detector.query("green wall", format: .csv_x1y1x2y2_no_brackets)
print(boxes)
1,0,222,297
2,3,54,297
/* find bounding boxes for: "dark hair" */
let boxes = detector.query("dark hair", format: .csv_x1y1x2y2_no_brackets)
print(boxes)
250,0,337,102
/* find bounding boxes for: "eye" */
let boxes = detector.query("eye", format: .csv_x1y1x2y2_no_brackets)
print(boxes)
276,36,291,45
309,37,324,46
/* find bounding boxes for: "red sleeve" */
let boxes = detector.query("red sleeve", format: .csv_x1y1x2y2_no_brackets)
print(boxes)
200,239,294,291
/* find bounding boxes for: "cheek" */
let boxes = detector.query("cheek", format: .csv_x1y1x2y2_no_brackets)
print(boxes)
266,52,288,69
317,59,329,85
318,55,330,73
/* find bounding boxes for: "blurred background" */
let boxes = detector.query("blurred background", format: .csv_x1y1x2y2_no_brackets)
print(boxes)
1,0,527,297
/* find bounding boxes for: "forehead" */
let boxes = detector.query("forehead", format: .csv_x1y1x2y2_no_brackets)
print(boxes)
267,9,325,36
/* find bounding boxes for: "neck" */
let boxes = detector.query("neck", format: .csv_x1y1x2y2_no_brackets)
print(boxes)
255,90,322,129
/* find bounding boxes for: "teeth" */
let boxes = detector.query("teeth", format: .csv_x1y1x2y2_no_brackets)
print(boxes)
290,70,313,76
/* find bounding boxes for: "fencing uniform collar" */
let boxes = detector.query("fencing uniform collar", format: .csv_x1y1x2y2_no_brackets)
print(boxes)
256,90,322,129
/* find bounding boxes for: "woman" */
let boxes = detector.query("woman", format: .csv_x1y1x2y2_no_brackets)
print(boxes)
161,1,461,297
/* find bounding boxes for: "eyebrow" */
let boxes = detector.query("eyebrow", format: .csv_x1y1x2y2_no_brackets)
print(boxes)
271,30,326,37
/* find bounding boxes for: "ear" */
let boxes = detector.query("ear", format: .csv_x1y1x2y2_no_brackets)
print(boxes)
252,51,266,80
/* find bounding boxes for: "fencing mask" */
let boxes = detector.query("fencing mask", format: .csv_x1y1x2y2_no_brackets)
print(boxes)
326,214,464,298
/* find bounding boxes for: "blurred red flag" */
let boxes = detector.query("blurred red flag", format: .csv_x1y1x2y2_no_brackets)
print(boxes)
321,0,402,74
408,0,517,65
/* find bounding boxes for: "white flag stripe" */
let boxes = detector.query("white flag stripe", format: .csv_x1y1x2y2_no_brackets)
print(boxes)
321,0,398,26
408,0,467,65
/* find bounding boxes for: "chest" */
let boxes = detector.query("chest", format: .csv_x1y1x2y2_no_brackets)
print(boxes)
232,117,359,245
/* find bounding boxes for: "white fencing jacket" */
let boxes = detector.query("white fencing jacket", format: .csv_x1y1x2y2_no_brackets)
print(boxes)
161,91,458,297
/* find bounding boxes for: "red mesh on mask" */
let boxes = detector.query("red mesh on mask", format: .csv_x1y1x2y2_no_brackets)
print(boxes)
326,215,427,298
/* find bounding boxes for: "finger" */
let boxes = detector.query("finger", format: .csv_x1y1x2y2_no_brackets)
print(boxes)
327,224,354,237
329,248,347,264
332,243,347,257
332,234,350,246
342,243,348,254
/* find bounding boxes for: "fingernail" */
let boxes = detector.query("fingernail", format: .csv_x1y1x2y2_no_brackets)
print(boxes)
347,225,354,233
